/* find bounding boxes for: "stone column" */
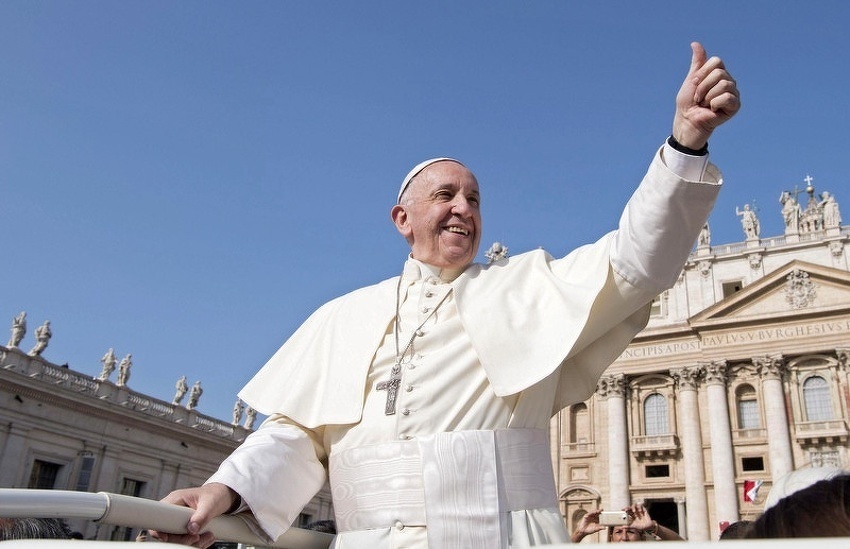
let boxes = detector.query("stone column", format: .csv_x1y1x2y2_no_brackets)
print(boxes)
671,365,709,540
675,497,688,540
703,360,739,533
753,356,794,480
598,374,630,509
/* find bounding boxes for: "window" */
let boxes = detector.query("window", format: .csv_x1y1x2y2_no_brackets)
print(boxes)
803,376,833,421
75,455,96,492
120,478,145,498
736,384,761,429
645,464,670,478
722,280,743,298
649,294,664,318
570,403,590,446
28,460,61,489
742,456,764,472
644,394,668,436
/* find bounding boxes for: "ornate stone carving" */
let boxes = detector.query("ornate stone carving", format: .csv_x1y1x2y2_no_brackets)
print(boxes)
736,204,760,239
597,374,627,398
7,311,26,348
698,260,712,278
28,320,52,357
703,360,728,385
484,241,508,263
670,365,702,391
829,241,844,258
785,269,817,309
837,349,850,371
747,253,763,270
753,355,785,380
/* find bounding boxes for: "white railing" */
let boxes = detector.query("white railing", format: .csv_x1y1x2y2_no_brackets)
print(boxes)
0,489,332,549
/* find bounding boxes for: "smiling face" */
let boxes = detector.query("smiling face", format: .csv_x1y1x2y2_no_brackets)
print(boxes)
391,160,481,270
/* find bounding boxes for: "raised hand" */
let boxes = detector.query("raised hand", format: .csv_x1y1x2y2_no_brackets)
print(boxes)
673,42,741,150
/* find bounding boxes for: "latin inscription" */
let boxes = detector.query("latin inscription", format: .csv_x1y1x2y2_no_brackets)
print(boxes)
619,319,850,359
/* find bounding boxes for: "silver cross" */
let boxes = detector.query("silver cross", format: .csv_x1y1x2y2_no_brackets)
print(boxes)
376,363,402,415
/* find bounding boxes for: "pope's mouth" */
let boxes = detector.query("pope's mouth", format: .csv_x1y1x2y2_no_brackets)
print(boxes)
445,226,470,236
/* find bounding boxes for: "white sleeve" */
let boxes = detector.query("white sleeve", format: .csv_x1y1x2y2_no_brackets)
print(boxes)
206,421,327,543
661,140,710,181
611,145,722,295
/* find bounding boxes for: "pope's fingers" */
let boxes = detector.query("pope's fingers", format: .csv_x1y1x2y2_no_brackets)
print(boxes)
708,90,741,117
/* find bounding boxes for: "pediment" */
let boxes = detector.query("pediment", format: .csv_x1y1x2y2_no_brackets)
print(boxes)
690,260,850,328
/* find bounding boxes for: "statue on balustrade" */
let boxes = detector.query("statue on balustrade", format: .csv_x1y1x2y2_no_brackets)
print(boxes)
28,320,51,357
7,311,26,348
97,348,117,381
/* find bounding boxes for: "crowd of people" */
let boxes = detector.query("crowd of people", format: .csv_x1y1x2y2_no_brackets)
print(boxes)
569,468,850,543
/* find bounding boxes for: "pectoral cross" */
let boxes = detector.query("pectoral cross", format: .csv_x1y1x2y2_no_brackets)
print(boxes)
376,363,402,415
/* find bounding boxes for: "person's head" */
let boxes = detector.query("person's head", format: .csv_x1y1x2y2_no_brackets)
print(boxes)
745,473,850,538
391,158,481,270
719,520,752,540
609,525,643,542
0,518,72,541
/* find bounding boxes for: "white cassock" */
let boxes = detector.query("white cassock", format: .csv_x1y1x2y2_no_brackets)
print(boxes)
208,144,721,548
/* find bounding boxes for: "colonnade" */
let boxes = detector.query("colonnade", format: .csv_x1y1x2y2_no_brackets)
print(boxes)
595,357,796,541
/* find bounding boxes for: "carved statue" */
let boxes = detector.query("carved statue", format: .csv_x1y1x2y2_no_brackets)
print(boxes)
97,348,117,381
244,406,257,430
735,204,760,239
485,241,509,263
779,191,801,234
232,399,245,425
28,320,52,357
116,354,132,387
820,191,842,228
698,223,711,247
7,311,26,348
172,375,188,405
187,381,203,410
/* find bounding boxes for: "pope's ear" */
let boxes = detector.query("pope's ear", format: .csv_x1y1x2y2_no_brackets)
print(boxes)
391,204,412,238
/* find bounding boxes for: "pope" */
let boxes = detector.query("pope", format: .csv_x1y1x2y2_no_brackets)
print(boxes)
154,42,740,548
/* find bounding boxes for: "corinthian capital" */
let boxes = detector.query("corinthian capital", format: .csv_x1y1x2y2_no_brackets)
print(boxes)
703,360,728,385
670,365,703,391
597,374,627,399
753,355,786,380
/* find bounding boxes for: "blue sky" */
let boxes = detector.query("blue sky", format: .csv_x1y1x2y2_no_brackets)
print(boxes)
2,2,848,422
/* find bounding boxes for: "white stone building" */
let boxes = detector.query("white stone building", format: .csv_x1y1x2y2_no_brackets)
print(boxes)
0,346,333,541
554,184,849,540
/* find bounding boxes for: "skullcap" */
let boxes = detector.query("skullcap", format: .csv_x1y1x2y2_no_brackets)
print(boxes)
397,157,465,203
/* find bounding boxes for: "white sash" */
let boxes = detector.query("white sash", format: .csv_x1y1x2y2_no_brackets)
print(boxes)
329,429,562,548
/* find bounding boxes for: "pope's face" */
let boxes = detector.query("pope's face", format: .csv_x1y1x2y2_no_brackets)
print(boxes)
392,161,481,270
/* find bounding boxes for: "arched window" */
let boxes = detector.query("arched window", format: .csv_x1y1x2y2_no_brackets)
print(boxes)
570,403,590,445
736,384,761,429
644,393,668,436
803,375,833,421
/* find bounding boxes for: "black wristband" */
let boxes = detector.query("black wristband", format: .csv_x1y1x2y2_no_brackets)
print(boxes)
667,135,708,156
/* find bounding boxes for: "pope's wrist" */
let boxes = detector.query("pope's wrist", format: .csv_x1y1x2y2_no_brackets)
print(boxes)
667,135,708,156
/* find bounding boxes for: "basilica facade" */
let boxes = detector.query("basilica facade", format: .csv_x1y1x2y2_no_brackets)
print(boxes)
553,184,849,540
